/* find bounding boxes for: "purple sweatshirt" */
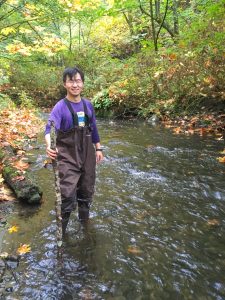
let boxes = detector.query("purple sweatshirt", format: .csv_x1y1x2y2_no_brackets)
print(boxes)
45,98,100,144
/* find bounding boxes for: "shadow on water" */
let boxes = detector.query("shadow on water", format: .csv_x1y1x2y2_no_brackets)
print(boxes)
1,119,225,300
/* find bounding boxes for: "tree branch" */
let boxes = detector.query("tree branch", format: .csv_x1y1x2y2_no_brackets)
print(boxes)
1,17,40,30
156,0,169,43
27,20,47,44
154,17,175,38
0,2,26,22
138,0,151,17
138,0,175,38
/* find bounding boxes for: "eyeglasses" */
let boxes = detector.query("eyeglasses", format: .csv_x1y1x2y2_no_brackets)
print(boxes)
66,79,83,86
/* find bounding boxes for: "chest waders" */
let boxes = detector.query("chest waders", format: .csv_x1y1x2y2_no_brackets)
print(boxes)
56,99,96,234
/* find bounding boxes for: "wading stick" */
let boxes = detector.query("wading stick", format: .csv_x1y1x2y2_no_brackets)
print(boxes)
50,121,63,251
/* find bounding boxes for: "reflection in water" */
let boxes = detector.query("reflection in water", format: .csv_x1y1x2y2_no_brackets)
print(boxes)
1,120,225,299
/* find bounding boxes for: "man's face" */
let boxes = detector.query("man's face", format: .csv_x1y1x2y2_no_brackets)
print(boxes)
64,73,84,97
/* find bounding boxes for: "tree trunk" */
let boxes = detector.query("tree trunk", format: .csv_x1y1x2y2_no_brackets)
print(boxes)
68,12,72,52
172,0,179,35
149,0,158,51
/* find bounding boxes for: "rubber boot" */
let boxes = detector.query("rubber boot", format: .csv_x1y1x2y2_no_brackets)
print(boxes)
78,203,89,224
61,211,71,236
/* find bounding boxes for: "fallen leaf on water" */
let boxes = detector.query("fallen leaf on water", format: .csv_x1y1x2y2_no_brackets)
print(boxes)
207,219,220,226
146,145,154,149
43,159,52,168
217,156,225,163
219,149,225,155
44,159,52,165
17,244,31,255
8,225,19,233
136,212,148,220
127,246,142,254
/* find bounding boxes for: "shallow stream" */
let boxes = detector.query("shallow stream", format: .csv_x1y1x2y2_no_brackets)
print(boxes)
1,119,225,300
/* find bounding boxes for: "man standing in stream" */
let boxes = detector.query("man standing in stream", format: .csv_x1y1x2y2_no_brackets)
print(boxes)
45,67,104,235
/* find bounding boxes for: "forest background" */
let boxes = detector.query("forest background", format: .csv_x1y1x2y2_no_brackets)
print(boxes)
0,0,224,118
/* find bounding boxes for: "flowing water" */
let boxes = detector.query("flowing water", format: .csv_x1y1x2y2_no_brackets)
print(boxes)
1,119,225,300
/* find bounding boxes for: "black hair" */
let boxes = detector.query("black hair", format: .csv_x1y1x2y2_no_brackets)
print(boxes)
62,67,84,83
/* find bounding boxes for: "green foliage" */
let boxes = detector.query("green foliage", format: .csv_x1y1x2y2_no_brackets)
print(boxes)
17,91,34,108
7,62,62,106
0,93,15,110
92,89,113,110
0,0,223,117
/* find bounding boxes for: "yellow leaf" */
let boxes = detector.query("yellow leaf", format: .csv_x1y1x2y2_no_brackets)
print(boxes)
8,0,18,4
219,149,225,155
217,156,225,163
8,225,19,233
1,27,16,36
17,244,31,255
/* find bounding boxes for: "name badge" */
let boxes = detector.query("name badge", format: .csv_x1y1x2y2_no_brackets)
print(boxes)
77,111,85,127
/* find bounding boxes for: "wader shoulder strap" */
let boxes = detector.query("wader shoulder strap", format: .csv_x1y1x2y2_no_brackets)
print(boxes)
64,98,78,126
81,99,90,127
64,98,90,127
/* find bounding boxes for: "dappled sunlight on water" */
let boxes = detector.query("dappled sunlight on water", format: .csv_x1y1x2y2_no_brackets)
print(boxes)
1,119,225,299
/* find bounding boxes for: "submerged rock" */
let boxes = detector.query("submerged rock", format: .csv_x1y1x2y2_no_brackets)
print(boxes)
147,114,161,125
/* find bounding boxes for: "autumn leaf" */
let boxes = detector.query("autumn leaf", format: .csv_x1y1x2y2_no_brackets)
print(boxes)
17,244,31,255
0,184,16,201
207,219,220,226
8,225,19,233
12,175,25,182
16,150,26,156
219,149,225,155
173,127,182,134
0,174,4,184
217,156,225,163
12,160,29,171
127,246,142,254
169,53,177,60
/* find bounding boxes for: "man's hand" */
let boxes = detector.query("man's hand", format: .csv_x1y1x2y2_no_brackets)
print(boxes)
46,147,58,160
96,151,104,164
